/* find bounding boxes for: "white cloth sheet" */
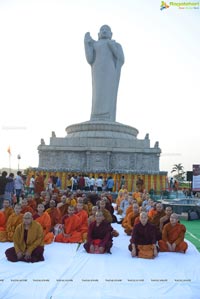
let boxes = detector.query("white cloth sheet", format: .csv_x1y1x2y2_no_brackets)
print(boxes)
0,223,200,299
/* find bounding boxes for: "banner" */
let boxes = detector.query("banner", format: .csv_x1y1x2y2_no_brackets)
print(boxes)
192,164,200,191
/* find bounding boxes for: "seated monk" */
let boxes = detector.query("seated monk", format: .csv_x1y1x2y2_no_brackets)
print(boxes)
88,206,98,226
21,199,35,215
120,193,130,219
124,203,140,235
86,191,100,206
115,191,124,214
147,201,157,217
57,195,70,217
132,206,146,226
121,197,135,227
76,202,88,242
159,206,173,232
141,192,150,210
103,196,117,223
55,205,82,243
33,204,54,244
0,204,23,242
149,203,165,240
77,193,93,216
1,199,14,222
51,193,59,204
39,191,47,204
42,194,51,210
5,212,44,263
97,199,112,223
128,212,158,259
158,213,188,253
76,197,89,215
132,187,143,206
106,192,113,204
68,193,77,207
0,210,6,233
83,196,93,216
46,200,61,231
27,194,37,212
57,195,67,208
84,210,113,254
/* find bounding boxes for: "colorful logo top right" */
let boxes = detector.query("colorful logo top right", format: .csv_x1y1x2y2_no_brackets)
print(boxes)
160,1,199,10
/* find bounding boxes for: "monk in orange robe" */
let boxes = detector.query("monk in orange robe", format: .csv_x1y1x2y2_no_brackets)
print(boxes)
27,194,37,212
121,197,135,228
68,194,77,207
115,191,125,214
76,202,88,242
147,201,157,218
57,195,70,217
76,197,89,215
33,204,54,244
0,200,14,241
124,204,140,235
82,197,93,216
159,206,173,232
46,200,61,231
87,200,93,216
39,191,47,204
2,204,23,242
0,210,6,232
132,188,143,206
159,213,188,253
57,195,67,209
55,205,82,243
149,203,166,240
21,199,35,215
2,199,14,222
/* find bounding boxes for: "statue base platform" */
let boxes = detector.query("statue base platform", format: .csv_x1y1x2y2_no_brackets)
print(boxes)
38,121,161,173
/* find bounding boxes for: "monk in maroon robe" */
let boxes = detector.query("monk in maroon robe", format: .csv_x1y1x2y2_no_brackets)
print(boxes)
128,212,158,258
84,210,113,254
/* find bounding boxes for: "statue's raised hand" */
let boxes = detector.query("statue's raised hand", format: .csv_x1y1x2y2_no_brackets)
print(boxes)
84,32,93,44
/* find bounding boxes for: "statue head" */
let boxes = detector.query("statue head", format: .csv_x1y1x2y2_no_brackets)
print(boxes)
98,25,112,40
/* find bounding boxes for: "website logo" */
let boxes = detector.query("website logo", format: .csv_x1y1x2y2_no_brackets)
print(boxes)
160,1,170,10
160,1,199,10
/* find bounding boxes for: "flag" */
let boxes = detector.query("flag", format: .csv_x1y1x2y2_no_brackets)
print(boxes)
7,146,11,155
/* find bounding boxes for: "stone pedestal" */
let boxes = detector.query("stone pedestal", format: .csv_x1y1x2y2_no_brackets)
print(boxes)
38,121,161,173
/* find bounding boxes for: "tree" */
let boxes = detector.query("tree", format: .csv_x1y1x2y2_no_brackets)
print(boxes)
171,163,185,181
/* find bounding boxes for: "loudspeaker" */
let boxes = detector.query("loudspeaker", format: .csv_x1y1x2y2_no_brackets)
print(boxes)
187,171,193,181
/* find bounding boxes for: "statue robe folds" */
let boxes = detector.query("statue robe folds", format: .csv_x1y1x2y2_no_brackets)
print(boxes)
85,32,124,122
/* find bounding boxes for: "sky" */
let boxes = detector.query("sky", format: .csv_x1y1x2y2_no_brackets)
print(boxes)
0,0,199,175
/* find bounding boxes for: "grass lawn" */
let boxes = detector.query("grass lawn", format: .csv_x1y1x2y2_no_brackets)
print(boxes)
180,219,200,252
